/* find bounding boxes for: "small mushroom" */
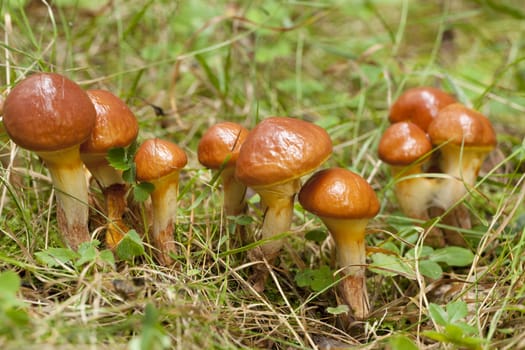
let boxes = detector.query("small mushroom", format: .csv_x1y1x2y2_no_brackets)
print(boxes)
197,122,249,216
378,121,444,247
134,138,187,266
3,72,96,250
389,86,457,132
235,116,332,291
298,167,379,322
80,89,139,249
427,103,497,212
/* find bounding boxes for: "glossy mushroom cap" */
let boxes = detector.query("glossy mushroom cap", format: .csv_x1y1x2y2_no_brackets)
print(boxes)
299,168,380,220
135,138,187,182
389,86,457,132
235,117,332,187
80,89,139,154
378,121,432,166
427,103,496,148
197,122,249,169
3,72,96,151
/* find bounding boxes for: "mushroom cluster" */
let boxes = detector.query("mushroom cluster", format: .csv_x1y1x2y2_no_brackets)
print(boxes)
4,72,497,330
379,87,497,246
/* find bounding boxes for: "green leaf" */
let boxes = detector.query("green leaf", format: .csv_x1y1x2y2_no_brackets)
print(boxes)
326,304,349,315
304,229,328,243
422,330,449,343
418,260,443,280
430,247,474,267
370,253,415,279
446,300,468,324
227,215,254,226
35,247,79,267
134,182,155,202
99,249,116,268
444,323,466,342
122,164,136,183
0,271,21,295
294,266,334,292
406,246,434,259
5,307,29,327
389,335,419,350
115,230,145,261
75,242,99,267
107,147,131,171
428,303,449,327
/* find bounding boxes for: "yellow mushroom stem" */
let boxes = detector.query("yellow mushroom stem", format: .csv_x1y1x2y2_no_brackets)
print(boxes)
389,162,445,247
38,146,91,250
148,171,180,266
220,167,247,216
104,183,130,249
434,144,492,210
248,178,301,292
320,217,370,320
81,154,131,249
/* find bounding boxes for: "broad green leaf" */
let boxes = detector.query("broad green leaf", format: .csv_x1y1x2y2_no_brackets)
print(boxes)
418,260,443,280
99,249,116,268
406,246,434,259
446,300,468,324
389,335,419,350
0,271,21,295
421,330,449,343
370,253,415,279
35,247,79,267
107,147,130,171
75,242,99,267
294,266,334,292
430,247,474,267
326,304,349,315
444,323,466,342
304,229,328,243
134,182,155,202
428,303,448,327
116,230,145,261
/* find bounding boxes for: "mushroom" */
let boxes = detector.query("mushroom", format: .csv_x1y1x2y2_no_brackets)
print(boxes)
389,86,457,132
2,72,96,250
235,116,332,291
197,122,249,216
427,103,497,212
298,167,380,321
134,138,187,266
378,121,444,247
80,89,139,249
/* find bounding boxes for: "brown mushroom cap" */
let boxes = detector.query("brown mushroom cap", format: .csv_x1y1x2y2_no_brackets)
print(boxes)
197,122,249,169
3,72,96,151
235,117,332,187
389,86,457,131
80,89,139,153
427,103,497,148
378,121,432,166
298,168,380,220
134,138,187,182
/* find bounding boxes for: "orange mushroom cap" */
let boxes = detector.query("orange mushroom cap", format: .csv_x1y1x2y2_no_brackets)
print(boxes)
197,122,249,169
235,117,332,187
378,121,432,166
298,168,380,220
389,86,457,132
134,138,187,182
427,103,496,148
3,72,96,151
80,89,139,154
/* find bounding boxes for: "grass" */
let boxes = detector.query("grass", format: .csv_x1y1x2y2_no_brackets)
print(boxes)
1,0,525,349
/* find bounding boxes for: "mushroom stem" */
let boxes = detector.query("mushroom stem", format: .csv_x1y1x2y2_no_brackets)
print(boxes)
38,146,91,250
390,164,445,247
104,183,130,249
149,171,180,265
433,144,488,210
321,217,370,320
248,179,300,292
220,167,247,216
